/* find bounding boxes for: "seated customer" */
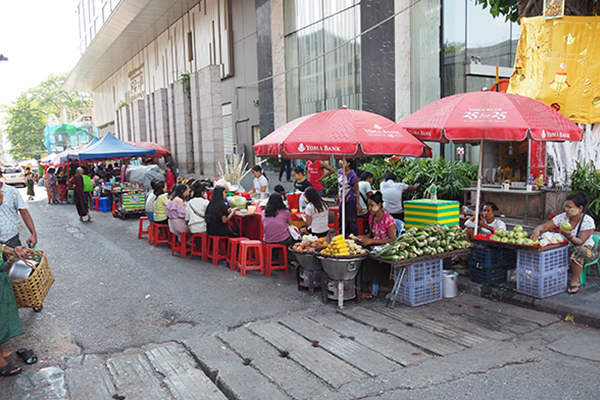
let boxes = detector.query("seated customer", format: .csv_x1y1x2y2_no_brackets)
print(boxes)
205,186,239,237
153,181,169,225
186,181,209,234
273,184,287,202
145,180,158,222
166,184,192,245
463,201,506,240
301,187,329,238
262,193,295,246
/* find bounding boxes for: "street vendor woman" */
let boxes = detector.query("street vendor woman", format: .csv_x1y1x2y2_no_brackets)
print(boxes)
531,193,597,295
356,192,397,297
248,165,268,197
463,201,506,240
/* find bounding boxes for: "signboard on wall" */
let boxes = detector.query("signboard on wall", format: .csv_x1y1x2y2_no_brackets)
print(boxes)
129,63,145,101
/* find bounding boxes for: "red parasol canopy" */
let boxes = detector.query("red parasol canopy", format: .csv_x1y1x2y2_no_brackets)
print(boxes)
400,91,582,143
254,107,432,159
126,141,171,158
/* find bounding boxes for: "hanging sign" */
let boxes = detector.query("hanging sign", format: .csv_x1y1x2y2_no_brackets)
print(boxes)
544,0,565,19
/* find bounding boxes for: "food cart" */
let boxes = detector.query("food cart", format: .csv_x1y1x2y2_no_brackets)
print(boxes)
109,182,146,219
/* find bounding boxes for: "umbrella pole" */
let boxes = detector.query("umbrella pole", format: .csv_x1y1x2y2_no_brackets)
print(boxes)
342,156,346,238
473,139,484,236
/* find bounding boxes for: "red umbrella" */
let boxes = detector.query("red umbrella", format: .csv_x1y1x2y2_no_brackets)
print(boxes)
254,107,432,159
401,91,582,234
126,141,171,158
255,107,432,237
401,91,581,143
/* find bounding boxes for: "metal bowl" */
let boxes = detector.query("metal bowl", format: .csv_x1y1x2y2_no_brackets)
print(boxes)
294,251,323,271
317,256,365,280
8,260,38,281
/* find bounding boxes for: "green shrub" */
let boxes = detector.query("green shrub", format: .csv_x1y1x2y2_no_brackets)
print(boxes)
569,160,600,224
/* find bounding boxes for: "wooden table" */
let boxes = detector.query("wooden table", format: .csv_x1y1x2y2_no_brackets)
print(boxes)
462,187,548,224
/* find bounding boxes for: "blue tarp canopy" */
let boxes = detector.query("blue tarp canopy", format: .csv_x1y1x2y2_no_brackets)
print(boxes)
68,132,156,160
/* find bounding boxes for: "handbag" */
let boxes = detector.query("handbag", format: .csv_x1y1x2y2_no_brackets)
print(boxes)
288,225,301,240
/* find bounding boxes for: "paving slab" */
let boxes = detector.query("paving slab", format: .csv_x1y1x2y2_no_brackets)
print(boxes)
279,315,402,377
218,328,332,400
146,343,226,400
310,312,431,366
185,335,291,400
106,352,172,400
547,328,600,362
11,366,68,400
249,321,365,388
65,354,115,399
339,306,466,356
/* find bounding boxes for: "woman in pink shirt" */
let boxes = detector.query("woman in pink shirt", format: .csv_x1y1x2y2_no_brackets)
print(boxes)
262,193,294,246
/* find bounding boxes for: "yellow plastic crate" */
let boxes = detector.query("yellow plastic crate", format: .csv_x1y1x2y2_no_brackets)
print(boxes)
404,199,459,228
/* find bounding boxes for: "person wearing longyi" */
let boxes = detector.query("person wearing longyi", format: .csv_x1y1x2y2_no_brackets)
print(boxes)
531,193,597,294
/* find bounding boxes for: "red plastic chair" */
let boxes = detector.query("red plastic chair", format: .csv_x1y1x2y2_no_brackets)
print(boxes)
263,243,289,276
237,240,264,276
207,235,229,265
138,216,149,239
151,223,170,247
189,233,208,261
227,237,249,270
170,232,190,257
357,215,369,235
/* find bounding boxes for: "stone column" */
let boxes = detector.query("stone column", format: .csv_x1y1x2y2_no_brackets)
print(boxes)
171,79,194,175
271,0,286,129
154,88,171,151
190,70,204,176
132,98,147,142
167,84,178,165
198,65,224,177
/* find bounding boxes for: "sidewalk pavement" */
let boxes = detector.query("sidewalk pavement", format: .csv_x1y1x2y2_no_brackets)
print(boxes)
459,272,600,329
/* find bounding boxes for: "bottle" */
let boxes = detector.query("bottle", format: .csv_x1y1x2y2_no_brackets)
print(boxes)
528,174,534,186
462,205,473,216
430,184,438,203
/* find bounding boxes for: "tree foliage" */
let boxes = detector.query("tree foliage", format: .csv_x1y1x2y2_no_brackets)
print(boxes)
474,0,599,22
1,73,93,161
3,97,47,160
474,0,520,22
25,72,92,122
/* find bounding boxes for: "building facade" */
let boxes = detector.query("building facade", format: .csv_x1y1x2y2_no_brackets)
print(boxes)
63,0,518,177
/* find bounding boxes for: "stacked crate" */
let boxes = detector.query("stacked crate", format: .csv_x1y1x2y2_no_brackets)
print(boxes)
404,199,460,228
516,247,568,298
393,259,443,306
469,247,516,285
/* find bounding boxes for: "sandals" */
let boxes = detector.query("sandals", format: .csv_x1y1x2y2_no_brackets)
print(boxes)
16,348,37,365
567,284,580,294
0,363,22,377
33,305,43,313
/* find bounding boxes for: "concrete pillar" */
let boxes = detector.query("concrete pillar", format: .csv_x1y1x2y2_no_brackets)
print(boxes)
171,79,194,176
395,0,411,121
132,98,147,142
145,93,153,143
167,84,178,165
154,88,170,151
190,70,204,176
198,65,224,177
271,0,286,130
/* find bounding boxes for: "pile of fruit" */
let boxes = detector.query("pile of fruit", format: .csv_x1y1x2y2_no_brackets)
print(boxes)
291,235,328,253
373,223,470,262
320,235,369,257
488,225,540,246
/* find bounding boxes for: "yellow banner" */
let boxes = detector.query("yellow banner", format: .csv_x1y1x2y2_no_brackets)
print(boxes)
507,16,600,124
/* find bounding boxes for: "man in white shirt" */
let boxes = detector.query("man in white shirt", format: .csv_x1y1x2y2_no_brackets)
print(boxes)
0,177,38,248
358,171,374,217
380,172,416,220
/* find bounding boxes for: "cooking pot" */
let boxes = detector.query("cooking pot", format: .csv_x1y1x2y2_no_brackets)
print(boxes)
293,251,323,271
317,256,365,280
8,259,38,281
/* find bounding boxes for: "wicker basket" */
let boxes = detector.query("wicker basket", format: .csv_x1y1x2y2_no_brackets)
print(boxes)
7,248,54,308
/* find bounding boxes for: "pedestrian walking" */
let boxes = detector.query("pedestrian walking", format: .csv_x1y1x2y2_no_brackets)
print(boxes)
25,167,35,200
70,168,92,222
279,156,292,182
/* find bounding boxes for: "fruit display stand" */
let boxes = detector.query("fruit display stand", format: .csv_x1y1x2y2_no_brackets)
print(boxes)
404,199,460,228
370,249,471,308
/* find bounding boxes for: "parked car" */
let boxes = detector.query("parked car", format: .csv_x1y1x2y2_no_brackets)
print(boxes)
1,167,26,187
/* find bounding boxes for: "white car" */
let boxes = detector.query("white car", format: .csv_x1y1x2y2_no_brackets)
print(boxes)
1,167,26,187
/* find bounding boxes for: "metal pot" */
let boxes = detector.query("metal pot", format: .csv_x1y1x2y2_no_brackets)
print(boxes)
8,260,38,281
317,256,365,280
294,251,323,271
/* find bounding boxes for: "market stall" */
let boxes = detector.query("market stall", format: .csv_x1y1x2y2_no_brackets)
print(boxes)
255,106,433,307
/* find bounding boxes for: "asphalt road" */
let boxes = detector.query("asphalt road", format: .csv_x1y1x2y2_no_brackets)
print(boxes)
1,185,599,399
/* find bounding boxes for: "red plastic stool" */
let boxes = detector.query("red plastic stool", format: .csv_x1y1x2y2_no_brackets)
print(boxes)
151,223,170,247
147,222,155,245
357,215,369,235
190,233,208,261
138,216,149,239
227,237,249,271
207,235,229,265
237,240,264,276
263,243,289,276
170,232,190,257
90,197,100,211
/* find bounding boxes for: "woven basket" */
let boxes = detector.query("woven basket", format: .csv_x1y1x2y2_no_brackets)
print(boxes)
7,248,54,308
